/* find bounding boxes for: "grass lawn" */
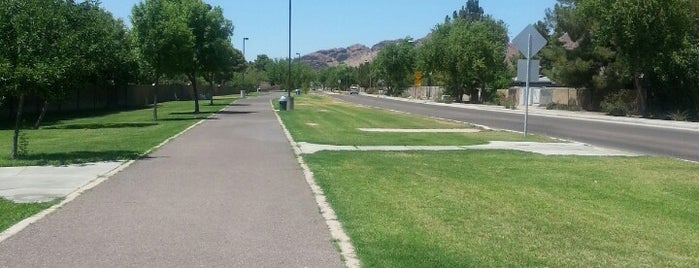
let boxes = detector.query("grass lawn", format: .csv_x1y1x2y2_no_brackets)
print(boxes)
0,198,58,232
0,96,237,167
277,94,551,146
306,151,699,267
279,93,699,267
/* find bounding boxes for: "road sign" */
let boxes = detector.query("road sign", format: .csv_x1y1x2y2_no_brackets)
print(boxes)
513,24,548,137
512,24,546,58
414,71,422,86
517,60,539,82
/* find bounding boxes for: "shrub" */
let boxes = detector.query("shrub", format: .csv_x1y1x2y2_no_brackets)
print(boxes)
495,92,516,109
440,95,453,104
601,90,631,116
667,110,689,121
546,102,581,111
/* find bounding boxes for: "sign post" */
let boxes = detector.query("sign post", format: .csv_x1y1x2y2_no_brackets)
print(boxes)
513,25,547,136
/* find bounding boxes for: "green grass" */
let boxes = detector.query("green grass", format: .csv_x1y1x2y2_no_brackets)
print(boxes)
0,198,58,232
0,96,237,167
306,151,699,267
276,94,699,267
277,94,551,146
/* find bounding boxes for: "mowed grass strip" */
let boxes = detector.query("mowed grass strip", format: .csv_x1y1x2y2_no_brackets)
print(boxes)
277,94,699,266
0,96,237,167
277,94,551,146
306,151,699,267
0,198,58,232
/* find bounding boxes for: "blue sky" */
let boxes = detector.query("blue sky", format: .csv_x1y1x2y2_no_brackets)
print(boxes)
101,0,557,61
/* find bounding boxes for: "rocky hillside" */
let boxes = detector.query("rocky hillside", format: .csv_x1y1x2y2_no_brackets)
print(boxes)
301,35,524,69
300,38,418,68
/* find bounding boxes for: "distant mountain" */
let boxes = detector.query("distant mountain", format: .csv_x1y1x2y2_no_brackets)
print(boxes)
301,34,527,69
300,37,427,68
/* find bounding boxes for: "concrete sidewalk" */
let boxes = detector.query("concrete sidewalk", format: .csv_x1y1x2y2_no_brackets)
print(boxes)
0,94,344,267
0,162,125,203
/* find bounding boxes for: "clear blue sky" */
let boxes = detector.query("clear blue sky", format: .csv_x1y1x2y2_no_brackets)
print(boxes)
101,0,557,61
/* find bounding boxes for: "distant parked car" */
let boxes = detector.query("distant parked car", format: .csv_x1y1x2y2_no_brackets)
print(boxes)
349,86,359,95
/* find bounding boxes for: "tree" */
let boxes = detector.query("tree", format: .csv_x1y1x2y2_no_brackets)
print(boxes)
419,16,508,103
0,0,75,158
580,0,694,116
538,1,626,109
202,41,244,105
254,54,273,73
179,0,233,113
132,0,194,121
373,38,416,96
33,1,135,128
454,0,484,21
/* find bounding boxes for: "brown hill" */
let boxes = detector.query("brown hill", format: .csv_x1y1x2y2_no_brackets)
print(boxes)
300,38,418,68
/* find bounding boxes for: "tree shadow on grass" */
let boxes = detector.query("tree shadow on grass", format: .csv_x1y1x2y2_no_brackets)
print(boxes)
42,122,158,130
215,111,256,115
18,150,143,166
158,117,219,122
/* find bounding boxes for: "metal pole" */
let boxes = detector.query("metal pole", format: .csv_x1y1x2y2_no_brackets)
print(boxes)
242,37,248,98
524,33,532,136
287,0,293,110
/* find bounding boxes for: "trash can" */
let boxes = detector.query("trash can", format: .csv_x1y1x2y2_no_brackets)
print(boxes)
279,95,288,110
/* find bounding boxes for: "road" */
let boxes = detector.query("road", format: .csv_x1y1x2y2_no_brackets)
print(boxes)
331,94,699,162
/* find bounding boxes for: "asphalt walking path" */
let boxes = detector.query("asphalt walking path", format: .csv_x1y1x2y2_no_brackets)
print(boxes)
0,94,344,267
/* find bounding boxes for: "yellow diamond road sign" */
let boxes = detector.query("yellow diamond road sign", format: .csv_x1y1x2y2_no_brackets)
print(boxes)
414,71,422,86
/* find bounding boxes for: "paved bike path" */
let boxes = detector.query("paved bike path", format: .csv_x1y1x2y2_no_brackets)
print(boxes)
0,94,343,267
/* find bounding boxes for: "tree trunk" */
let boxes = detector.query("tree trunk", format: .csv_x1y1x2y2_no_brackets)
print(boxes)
153,81,158,122
209,79,215,106
34,100,49,129
11,94,25,159
190,74,200,114
634,74,648,117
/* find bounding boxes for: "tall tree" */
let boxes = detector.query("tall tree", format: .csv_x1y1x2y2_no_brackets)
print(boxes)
202,41,244,105
34,1,135,128
454,0,484,21
580,0,694,116
179,0,233,113
0,0,74,158
373,38,416,96
419,17,508,103
132,0,194,121
538,0,625,109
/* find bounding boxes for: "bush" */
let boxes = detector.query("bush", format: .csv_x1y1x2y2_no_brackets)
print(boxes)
440,95,454,104
546,102,581,111
496,92,516,109
667,110,689,121
601,90,631,116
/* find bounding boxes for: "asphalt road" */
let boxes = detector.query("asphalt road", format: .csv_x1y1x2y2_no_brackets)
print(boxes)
332,94,699,162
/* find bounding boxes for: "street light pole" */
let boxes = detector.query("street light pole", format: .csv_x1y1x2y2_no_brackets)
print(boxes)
242,37,249,98
365,59,371,92
287,0,293,110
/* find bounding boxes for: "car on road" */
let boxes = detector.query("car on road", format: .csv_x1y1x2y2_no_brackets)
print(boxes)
349,86,359,95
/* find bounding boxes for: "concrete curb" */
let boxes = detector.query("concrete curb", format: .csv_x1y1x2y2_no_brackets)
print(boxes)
0,101,234,243
271,100,360,268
